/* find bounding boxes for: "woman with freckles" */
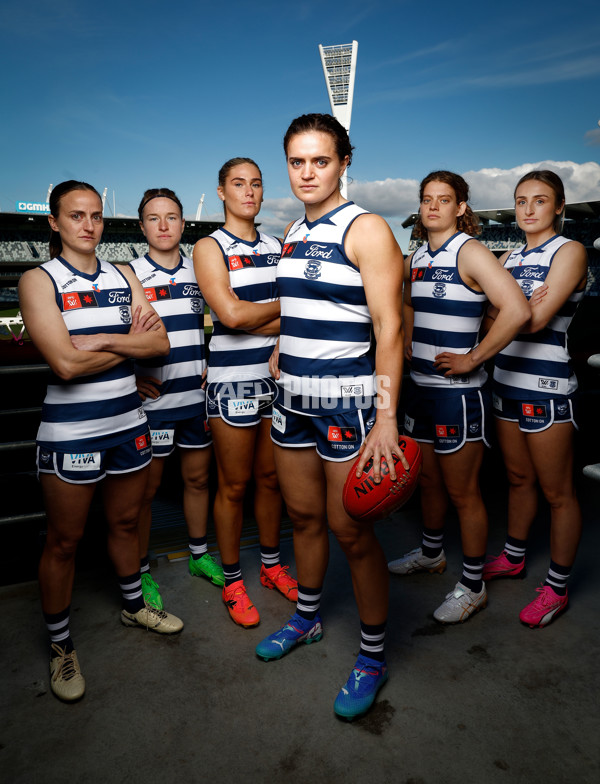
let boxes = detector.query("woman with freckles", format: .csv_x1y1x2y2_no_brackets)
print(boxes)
387,171,529,626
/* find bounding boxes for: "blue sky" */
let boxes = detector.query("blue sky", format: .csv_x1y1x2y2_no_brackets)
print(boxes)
1,0,599,247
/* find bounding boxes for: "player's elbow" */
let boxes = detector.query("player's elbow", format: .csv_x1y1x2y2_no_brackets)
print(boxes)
526,313,552,334
515,300,531,330
155,333,171,356
218,305,245,331
51,357,81,381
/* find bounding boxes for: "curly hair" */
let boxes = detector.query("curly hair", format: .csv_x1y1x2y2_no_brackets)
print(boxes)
412,170,481,242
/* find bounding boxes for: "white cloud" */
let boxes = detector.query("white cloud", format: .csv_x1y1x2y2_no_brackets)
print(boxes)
464,161,600,209
348,176,420,217
242,161,600,245
585,128,600,146
252,197,302,238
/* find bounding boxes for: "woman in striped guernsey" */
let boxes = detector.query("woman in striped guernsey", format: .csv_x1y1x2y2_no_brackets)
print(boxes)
484,170,588,628
18,181,183,704
255,113,406,721
130,188,222,613
387,171,529,626
193,158,297,629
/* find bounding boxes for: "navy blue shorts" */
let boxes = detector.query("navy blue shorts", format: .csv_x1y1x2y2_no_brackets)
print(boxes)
37,430,152,484
206,378,276,427
147,408,212,457
404,385,491,454
492,392,578,433
270,402,376,462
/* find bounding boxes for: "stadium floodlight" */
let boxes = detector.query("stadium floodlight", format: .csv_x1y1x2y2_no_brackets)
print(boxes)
195,194,205,221
318,40,358,198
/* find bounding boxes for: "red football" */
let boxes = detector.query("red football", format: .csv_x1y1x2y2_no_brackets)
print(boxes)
342,436,422,523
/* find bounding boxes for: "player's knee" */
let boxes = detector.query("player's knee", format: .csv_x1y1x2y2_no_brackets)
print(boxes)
183,470,210,494
541,483,576,510
254,467,278,493
45,532,81,561
288,506,324,534
506,467,535,490
334,529,370,560
446,485,482,513
109,507,141,535
218,479,248,506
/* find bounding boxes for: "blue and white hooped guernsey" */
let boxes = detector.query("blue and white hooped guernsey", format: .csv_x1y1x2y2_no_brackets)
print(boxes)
277,202,374,414
206,228,280,383
493,235,584,399
130,254,206,420
36,256,147,452
410,231,488,393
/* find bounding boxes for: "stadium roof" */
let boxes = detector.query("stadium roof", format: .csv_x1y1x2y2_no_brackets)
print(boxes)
401,200,600,229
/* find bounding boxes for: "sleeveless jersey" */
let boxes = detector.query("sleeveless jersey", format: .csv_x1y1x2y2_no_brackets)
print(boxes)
277,202,374,413
36,256,147,451
130,254,206,420
410,232,488,392
206,229,280,384
493,235,584,399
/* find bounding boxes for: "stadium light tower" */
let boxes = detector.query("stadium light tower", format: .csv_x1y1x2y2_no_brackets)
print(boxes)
318,40,358,198
195,194,205,221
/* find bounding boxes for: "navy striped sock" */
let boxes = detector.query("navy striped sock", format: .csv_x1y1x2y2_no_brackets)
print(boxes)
544,560,570,596
44,606,73,655
422,528,444,558
260,544,280,568
119,572,145,613
223,562,242,586
461,555,485,592
296,584,322,620
189,536,208,560
359,620,386,662
504,535,527,564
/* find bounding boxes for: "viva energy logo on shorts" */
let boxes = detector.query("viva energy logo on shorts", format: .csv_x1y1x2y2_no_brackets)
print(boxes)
207,373,279,415
63,453,100,471
150,429,174,446
227,399,259,417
